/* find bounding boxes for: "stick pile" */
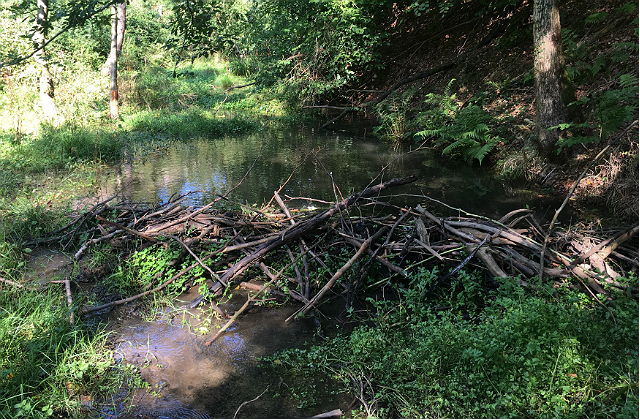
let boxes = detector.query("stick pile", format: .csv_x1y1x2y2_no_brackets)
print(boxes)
27,175,638,340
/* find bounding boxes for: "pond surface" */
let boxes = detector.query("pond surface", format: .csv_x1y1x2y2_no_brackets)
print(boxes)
105,289,351,419
100,116,566,222
93,116,571,418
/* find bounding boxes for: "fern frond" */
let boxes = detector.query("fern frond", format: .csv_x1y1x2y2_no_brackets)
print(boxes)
463,142,494,165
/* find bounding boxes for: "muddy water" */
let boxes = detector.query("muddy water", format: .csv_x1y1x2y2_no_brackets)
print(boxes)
107,289,351,419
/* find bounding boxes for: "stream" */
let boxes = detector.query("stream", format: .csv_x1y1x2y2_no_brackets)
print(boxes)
88,116,571,418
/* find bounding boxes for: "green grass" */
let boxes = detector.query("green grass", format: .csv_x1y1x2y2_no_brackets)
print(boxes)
0,49,292,419
0,289,144,418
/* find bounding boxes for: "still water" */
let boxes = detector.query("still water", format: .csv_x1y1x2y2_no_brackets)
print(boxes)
102,122,561,222
97,119,566,418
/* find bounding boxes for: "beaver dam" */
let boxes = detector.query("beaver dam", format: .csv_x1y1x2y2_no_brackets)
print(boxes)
26,171,636,323
18,173,639,417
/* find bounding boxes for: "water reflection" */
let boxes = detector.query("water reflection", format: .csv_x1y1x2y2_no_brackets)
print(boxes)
102,124,562,222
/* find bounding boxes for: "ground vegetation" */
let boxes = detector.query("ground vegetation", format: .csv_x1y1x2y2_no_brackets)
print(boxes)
0,0,637,417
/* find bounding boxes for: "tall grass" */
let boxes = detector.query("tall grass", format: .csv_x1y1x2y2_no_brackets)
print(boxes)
0,39,274,420
0,289,140,418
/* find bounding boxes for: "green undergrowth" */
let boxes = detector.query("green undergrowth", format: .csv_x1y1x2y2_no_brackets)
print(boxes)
267,268,639,418
0,289,145,418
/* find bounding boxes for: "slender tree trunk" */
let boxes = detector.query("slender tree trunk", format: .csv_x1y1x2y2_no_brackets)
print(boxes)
108,3,119,119
32,0,59,122
102,1,126,76
533,0,575,160
116,2,126,56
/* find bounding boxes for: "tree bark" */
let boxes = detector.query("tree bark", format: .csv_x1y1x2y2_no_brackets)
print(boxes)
102,1,126,75
116,2,126,56
32,0,59,122
533,0,577,160
108,3,120,119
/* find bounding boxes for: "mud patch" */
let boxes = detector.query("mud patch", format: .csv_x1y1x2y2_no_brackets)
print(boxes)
23,247,72,286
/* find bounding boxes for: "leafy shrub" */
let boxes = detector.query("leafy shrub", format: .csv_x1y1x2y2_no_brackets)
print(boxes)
555,5,639,153
553,74,639,152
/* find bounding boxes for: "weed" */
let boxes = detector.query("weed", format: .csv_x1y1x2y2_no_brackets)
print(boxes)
267,270,639,418
414,80,500,165
0,289,144,418
373,88,421,141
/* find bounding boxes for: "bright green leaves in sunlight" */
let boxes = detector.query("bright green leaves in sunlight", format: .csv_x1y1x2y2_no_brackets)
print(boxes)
267,272,639,418
168,0,221,68
168,0,391,105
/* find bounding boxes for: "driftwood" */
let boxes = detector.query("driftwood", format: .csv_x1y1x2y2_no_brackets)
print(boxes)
538,120,638,282
186,175,417,308
285,226,388,322
311,409,343,419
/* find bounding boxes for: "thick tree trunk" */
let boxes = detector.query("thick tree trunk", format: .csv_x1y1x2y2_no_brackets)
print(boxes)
108,3,119,119
533,0,575,160
32,0,59,122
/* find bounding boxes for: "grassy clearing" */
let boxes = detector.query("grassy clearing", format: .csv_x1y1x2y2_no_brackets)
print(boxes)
0,35,288,418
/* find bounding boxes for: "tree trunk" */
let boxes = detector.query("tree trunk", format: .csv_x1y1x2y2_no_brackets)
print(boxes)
32,0,59,122
533,0,576,160
108,3,119,119
116,2,126,57
102,1,126,75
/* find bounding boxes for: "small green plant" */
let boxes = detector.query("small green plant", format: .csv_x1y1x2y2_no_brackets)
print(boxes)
415,83,500,165
267,269,639,418
0,289,144,418
554,6,639,153
553,74,639,153
373,88,420,141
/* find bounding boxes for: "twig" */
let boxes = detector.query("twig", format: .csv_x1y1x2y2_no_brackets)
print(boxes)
224,81,257,92
320,109,349,129
207,252,308,344
422,235,490,296
74,230,123,260
0,277,40,291
233,386,269,419
64,277,74,325
81,251,220,314
311,409,343,419
166,234,225,286
47,194,118,236
286,226,388,322
538,120,638,282
96,215,158,242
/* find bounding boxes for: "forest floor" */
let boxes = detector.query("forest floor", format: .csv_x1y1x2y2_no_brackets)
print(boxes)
359,0,638,224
